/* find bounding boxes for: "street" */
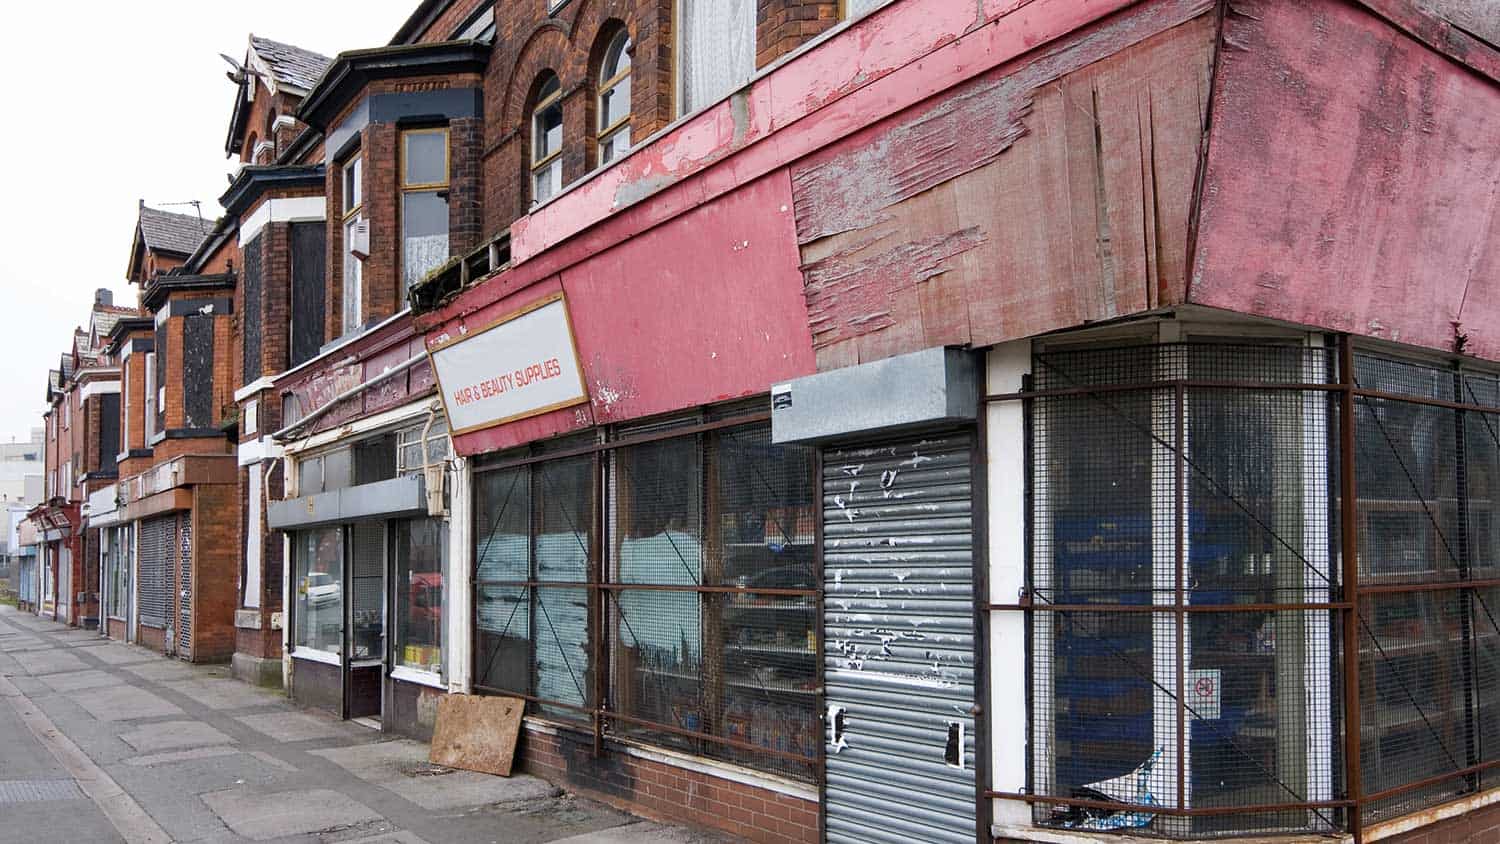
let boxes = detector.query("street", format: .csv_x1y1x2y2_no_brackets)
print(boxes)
0,605,736,844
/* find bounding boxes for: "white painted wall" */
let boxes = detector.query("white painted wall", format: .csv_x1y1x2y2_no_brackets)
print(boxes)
986,340,1031,828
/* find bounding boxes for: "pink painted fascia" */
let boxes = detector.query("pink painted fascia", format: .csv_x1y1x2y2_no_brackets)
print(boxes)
420,0,1150,344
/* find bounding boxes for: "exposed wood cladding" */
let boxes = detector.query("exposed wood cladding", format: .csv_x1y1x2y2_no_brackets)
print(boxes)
792,2,1213,368
1190,0,1500,359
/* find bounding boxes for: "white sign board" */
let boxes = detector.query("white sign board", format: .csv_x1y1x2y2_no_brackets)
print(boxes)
1187,668,1221,720
430,294,589,435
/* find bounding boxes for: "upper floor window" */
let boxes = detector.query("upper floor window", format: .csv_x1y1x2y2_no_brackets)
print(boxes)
677,0,756,116
531,74,564,203
341,154,364,335
401,128,451,298
597,31,632,166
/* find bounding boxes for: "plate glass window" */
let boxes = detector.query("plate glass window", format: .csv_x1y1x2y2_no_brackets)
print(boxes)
531,74,564,203
393,518,446,674
401,128,450,298
597,31,632,165
294,528,345,655
341,155,364,335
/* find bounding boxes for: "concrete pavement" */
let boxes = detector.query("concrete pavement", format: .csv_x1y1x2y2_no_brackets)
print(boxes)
0,605,739,844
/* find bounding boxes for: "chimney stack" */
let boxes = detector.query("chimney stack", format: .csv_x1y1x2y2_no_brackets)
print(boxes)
95,288,113,307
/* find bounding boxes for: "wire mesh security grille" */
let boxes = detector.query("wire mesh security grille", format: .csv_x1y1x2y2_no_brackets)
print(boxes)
472,414,818,782
178,519,192,656
986,340,1500,838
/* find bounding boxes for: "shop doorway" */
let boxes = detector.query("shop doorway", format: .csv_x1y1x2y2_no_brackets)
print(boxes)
346,522,387,721
822,432,978,844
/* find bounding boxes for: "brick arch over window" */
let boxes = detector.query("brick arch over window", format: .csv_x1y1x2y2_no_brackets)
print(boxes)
244,132,259,163
568,0,668,137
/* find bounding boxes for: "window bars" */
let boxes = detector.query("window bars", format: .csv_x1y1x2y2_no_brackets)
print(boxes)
471,414,820,782
986,339,1500,839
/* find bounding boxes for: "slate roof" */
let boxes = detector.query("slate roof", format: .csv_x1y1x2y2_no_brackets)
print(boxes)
250,36,332,92
89,305,138,350
138,206,213,256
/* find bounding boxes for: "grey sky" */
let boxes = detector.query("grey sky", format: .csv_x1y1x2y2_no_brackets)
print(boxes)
0,0,417,443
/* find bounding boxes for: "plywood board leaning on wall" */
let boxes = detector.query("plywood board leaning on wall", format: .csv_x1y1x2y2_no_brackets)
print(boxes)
429,694,524,777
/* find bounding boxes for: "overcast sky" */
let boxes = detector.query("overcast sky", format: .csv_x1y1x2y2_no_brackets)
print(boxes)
0,1,416,445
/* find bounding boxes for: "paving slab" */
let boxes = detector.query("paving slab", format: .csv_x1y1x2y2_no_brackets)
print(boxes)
309,740,559,812
13,649,88,675
72,643,157,665
41,669,127,693
163,677,283,711
118,720,235,753
68,684,183,721
0,636,48,652
201,787,384,840
235,710,347,742
122,659,196,682
547,823,740,843
123,746,243,768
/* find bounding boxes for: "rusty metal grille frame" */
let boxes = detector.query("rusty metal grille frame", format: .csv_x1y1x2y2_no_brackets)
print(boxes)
471,409,823,783
980,338,1500,841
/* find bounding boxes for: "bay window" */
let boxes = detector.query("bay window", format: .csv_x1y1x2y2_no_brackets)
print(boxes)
400,128,449,298
596,31,632,166
341,154,364,335
677,0,756,116
1011,339,1500,836
530,74,564,203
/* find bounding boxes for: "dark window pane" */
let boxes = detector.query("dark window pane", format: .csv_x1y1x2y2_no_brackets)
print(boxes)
394,518,445,673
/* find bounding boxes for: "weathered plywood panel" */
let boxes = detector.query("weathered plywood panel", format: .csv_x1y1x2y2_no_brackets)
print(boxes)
429,694,523,777
1191,0,1500,360
792,3,1214,363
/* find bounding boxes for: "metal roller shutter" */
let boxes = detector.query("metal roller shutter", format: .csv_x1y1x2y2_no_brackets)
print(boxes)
139,516,173,629
823,433,976,844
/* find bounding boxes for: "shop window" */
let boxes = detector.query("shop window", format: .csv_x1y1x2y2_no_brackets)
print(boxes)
471,414,818,780
676,0,755,116
397,417,451,477
596,30,632,166
393,518,447,675
353,433,398,485
341,154,364,335
530,73,564,204
293,528,344,655
1025,342,1340,836
401,128,450,299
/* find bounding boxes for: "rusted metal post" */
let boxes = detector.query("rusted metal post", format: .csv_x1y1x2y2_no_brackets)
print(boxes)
1338,336,1364,841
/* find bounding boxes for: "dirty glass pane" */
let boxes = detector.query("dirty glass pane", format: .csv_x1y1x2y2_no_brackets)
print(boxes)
473,467,531,694
679,0,755,115
402,190,449,294
403,130,447,186
294,528,344,655
393,518,445,674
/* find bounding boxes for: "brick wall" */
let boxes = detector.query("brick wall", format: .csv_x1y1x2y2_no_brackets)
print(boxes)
138,621,166,652
522,727,817,844
756,0,838,67
190,481,239,662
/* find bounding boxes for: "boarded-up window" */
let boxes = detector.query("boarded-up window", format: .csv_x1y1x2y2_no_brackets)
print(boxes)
678,0,756,116
183,315,214,429
154,324,166,432
98,393,120,474
290,222,326,368
243,233,264,383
